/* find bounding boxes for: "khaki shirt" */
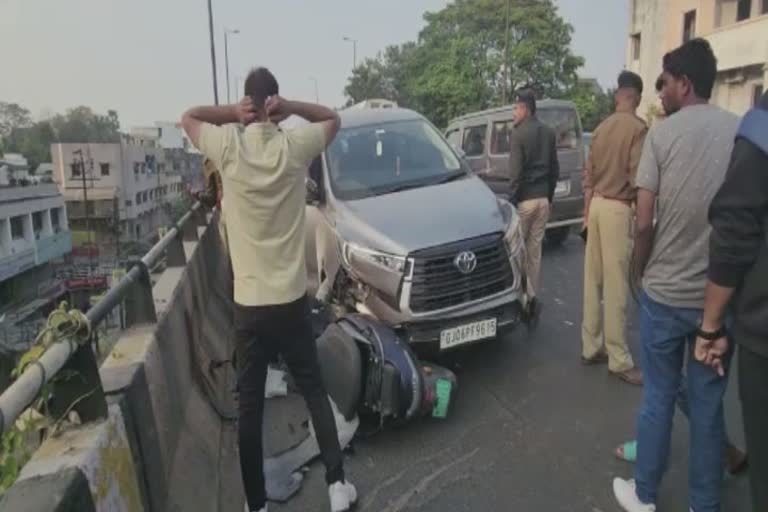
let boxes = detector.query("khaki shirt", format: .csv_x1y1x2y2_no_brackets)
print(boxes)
199,122,325,306
584,112,647,202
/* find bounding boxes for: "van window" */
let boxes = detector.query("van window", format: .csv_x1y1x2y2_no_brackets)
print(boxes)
462,125,487,157
538,108,580,149
490,120,514,154
445,128,461,149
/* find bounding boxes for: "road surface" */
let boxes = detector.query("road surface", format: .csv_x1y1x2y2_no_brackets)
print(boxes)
265,234,752,512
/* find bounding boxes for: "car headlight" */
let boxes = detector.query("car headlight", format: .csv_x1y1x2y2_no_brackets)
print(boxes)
342,242,408,274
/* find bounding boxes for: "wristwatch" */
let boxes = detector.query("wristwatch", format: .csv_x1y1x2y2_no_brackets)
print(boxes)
696,325,727,341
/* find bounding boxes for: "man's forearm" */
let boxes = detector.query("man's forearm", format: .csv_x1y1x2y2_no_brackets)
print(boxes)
287,101,338,123
183,105,239,126
632,225,654,280
584,188,593,220
701,281,735,331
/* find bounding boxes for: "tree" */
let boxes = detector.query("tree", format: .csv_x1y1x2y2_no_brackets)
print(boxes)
344,43,418,106
344,58,395,105
1,103,121,167
0,102,32,140
51,106,120,143
568,82,615,132
343,0,584,128
5,122,58,170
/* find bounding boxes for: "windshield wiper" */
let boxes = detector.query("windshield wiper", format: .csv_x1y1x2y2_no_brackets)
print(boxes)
378,182,429,195
432,170,467,185
375,171,467,196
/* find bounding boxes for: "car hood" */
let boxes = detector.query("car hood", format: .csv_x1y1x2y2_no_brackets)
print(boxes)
334,176,507,255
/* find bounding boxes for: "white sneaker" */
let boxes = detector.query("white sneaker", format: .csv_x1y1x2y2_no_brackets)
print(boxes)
329,480,358,512
244,504,267,512
613,478,656,512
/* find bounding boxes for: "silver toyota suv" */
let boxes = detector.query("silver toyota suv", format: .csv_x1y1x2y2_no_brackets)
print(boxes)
305,108,528,354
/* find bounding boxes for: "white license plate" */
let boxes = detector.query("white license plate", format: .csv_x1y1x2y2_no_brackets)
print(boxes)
555,179,571,197
440,318,497,350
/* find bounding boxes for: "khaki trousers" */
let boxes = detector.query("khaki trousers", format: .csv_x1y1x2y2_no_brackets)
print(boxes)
518,198,550,297
581,196,634,372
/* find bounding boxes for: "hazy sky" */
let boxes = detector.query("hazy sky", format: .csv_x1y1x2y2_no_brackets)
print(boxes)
0,0,628,129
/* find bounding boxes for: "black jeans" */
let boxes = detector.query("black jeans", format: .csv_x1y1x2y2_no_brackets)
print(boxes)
234,295,344,510
739,345,768,511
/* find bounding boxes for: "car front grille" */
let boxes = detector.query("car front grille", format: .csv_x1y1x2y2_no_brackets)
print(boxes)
408,233,514,313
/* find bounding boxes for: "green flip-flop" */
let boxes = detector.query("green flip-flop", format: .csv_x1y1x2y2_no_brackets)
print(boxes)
615,440,637,463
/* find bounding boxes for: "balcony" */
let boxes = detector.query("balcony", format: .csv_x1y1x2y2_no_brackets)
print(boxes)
0,183,61,203
707,15,768,71
0,247,36,282
35,231,72,264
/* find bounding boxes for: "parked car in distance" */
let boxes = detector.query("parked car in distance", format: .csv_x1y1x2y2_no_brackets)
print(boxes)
445,100,586,246
305,107,528,354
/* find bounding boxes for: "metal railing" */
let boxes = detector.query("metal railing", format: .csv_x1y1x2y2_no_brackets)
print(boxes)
0,202,206,437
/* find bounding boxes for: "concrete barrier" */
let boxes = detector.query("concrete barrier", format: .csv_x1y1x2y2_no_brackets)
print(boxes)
0,213,244,511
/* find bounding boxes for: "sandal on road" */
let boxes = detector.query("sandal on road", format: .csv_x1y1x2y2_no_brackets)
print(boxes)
615,440,750,477
615,440,637,463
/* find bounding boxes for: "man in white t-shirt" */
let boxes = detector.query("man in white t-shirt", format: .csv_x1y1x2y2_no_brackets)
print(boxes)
181,67,356,512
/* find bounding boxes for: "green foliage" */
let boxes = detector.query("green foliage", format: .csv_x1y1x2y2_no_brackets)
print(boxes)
344,43,418,106
343,0,584,127
568,84,615,132
51,107,120,144
1,103,120,169
0,426,29,495
0,103,32,139
0,302,89,496
4,122,57,170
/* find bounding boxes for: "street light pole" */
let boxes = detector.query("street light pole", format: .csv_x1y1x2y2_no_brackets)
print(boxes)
73,149,94,272
343,36,358,68
502,0,511,105
235,76,244,99
207,0,219,104
224,28,240,104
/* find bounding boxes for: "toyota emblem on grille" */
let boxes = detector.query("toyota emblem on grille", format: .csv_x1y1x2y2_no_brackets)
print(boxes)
454,251,477,275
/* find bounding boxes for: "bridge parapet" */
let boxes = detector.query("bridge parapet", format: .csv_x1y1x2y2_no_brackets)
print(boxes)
0,205,244,511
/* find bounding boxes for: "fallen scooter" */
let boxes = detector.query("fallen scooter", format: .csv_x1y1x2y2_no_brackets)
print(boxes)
264,306,458,502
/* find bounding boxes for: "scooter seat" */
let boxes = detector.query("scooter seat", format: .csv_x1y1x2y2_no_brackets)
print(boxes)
316,323,363,421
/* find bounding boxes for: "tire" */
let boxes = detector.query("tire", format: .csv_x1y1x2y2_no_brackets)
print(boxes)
545,226,571,247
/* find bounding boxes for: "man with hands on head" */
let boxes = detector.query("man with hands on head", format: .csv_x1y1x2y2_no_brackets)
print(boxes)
181,67,357,512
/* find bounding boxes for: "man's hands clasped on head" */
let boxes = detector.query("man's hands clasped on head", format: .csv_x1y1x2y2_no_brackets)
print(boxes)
236,96,259,126
265,95,292,124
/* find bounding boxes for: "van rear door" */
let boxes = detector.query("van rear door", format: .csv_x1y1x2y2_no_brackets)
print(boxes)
538,107,583,199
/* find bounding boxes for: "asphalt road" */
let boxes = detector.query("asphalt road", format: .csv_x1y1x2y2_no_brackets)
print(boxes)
265,234,752,512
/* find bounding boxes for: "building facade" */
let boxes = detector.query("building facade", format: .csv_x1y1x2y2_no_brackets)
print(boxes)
50,134,183,261
0,153,32,186
131,122,203,188
0,183,71,308
627,0,768,121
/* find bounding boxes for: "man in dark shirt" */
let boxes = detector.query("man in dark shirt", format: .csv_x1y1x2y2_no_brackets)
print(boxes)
508,90,559,321
695,91,768,511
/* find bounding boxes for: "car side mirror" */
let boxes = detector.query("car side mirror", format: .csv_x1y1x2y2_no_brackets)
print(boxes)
306,178,321,205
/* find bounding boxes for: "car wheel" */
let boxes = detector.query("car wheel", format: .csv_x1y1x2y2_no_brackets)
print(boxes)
545,226,571,247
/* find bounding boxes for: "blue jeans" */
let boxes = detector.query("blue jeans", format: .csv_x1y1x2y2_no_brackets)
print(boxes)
634,292,732,511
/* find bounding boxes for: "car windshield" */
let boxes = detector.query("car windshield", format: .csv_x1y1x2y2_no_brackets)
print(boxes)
538,108,580,149
326,119,464,200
